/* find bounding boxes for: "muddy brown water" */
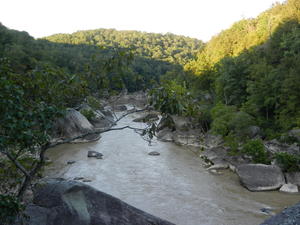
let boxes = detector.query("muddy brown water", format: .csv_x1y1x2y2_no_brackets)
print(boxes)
45,112,300,225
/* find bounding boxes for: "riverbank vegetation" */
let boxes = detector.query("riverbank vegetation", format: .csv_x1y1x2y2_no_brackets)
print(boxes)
1,0,300,223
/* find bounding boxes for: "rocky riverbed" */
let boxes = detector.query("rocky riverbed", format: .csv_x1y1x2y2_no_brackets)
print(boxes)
41,97,300,225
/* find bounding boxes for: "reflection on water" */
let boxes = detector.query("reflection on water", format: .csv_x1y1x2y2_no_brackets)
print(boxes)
45,113,300,225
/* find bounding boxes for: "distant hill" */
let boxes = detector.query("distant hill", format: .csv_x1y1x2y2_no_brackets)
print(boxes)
186,0,300,74
45,29,204,65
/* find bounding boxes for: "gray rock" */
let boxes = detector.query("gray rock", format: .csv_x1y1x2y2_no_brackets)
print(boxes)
73,177,85,181
17,179,174,225
200,147,227,163
264,139,299,156
207,161,229,171
202,133,224,149
133,113,159,123
54,108,100,142
148,151,160,156
286,172,300,186
172,116,191,131
157,115,176,132
246,126,261,138
114,105,127,111
260,207,276,216
80,104,115,129
279,183,299,193
87,151,103,159
157,128,174,142
289,129,300,142
173,132,201,147
101,109,114,122
260,201,300,225
82,179,92,183
236,164,285,191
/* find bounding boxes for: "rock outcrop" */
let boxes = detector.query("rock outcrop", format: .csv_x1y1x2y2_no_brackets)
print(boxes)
285,172,300,187
260,201,300,225
79,104,114,129
156,115,202,147
17,179,175,225
54,108,100,142
236,164,285,191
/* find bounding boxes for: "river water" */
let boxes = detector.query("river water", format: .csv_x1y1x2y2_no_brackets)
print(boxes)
45,112,300,225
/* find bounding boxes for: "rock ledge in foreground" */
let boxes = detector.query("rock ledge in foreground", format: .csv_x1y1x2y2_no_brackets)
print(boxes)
16,178,175,225
260,201,300,225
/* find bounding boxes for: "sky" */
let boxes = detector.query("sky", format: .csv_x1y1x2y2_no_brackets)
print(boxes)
0,0,285,42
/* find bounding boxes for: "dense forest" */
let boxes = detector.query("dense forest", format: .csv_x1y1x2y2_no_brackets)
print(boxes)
1,0,300,223
154,0,300,139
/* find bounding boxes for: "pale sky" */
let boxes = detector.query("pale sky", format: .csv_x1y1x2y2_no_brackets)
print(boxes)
0,0,285,41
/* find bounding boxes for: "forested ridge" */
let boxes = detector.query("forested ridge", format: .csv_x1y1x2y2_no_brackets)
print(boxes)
154,0,300,138
1,0,300,222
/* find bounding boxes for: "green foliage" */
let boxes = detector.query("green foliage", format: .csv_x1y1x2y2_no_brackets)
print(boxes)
224,135,239,155
275,152,300,172
242,139,269,164
80,108,95,121
210,104,254,138
86,96,103,110
150,80,197,116
45,29,204,66
0,194,23,225
180,1,300,138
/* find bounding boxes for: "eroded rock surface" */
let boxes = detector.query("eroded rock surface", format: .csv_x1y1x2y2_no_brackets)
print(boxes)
236,164,285,191
17,179,175,225
54,108,100,142
261,201,300,225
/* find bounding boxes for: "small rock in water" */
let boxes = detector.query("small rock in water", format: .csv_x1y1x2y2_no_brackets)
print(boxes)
209,169,223,175
260,207,276,216
279,183,299,193
82,179,92,183
88,151,103,159
67,160,76,165
148,151,160,156
73,177,85,181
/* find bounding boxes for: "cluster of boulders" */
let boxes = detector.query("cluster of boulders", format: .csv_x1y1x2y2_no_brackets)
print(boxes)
155,115,203,147
154,115,300,194
52,96,134,143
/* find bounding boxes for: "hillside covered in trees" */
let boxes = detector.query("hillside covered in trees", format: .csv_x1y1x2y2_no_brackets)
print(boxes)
1,0,300,223
0,24,204,94
155,0,300,139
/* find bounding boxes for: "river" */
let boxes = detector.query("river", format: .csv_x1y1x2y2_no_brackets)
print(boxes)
45,111,300,225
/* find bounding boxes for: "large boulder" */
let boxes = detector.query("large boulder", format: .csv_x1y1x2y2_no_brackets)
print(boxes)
246,126,261,138
54,109,100,142
79,104,114,129
260,201,300,225
17,179,174,225
285,172,300,187
236,164,285,191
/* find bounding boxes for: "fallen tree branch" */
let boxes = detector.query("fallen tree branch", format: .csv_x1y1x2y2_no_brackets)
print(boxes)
48,125,143,149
